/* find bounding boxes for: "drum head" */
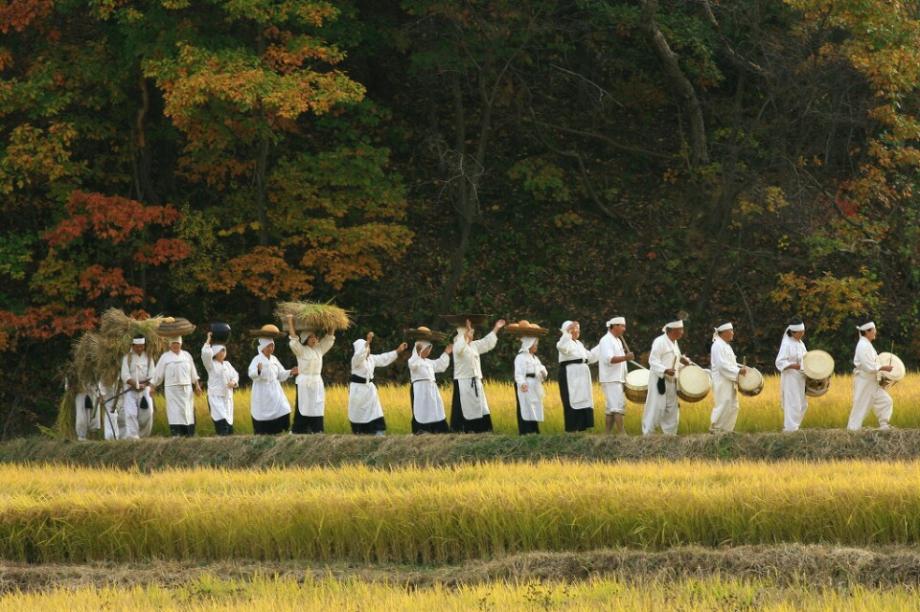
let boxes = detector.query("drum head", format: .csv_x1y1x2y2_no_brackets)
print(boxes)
737,367,764,392
625,368,650,390
803,350,835,380
678,365,711,396
878,352,905,381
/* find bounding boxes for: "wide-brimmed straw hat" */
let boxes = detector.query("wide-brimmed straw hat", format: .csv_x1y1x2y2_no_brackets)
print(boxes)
440,313,491,327
503,320,549,337
156,317,196,337
248,323,283,338
405,326,448,342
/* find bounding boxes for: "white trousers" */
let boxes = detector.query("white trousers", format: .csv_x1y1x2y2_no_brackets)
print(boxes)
642,375,679,435
710,377,739,433
602,382,625,415
848,375,893,430
780,370,807,432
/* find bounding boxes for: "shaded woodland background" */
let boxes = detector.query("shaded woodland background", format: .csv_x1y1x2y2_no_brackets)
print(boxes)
0,0,917,436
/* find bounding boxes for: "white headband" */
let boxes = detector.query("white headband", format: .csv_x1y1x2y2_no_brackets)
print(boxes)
132,337,146,345
662,320,683,332
168,336,182,345
857,321,876,332
519,336,539,352
712,322,733,342
606,317,626,327
786,323,805,333
560,320,575,333
414,340,432,356
211,344,226,358
258,337,274,351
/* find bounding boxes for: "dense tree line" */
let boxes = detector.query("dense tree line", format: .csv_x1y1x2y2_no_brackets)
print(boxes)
0,0,917,435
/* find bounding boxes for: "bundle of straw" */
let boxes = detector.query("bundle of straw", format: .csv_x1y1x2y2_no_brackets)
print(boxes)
274,301,352,334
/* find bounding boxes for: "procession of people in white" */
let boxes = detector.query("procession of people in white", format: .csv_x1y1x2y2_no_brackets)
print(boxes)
75,311,902,439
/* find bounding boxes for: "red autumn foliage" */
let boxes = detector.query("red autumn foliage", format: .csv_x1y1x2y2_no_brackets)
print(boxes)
0,0,53,34
133,238,193,265
78,265,145,303
45,191,183,247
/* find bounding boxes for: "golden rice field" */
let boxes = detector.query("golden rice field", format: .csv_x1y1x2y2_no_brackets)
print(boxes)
141,373,917,436
3,460,920,563
2,574,918,611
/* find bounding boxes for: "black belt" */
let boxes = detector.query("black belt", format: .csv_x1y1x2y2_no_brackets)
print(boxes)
350,374,370,384
525,373,537,378
560,359,587,367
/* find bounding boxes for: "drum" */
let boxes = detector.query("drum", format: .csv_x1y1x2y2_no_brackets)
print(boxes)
677,365,711,403
624,369,650,403
737,367,764,397
803,350,834,397
878,352,905,390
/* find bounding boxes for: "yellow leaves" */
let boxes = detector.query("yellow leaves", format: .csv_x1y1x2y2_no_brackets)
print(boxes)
0,122,83,194
209,246,314,299
770,270,882,332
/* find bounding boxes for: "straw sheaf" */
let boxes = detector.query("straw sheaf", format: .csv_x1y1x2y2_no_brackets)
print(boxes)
503,320,549,337
405,327,448,342
274,301,352,333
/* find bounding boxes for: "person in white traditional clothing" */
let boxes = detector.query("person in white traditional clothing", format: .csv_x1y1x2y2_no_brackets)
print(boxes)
202,331,239,436
557,320,599,432
407,329,452,434
119,335,155,439
775,318,807,432
709,322,747,433
283,314,335,434
99,379,126,440
348,332,408,434
848,319,894,431
596,317,634,435
514,335,548,435
642,318,690,436
247,327,298,435
151,337,201,437
450,318,507,433
73,381,101,440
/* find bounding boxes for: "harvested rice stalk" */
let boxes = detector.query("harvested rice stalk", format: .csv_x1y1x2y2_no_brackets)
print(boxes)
274,301,351,334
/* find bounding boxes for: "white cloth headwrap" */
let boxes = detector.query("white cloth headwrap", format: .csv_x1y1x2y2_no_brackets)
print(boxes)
299,331,315,344
414,340,432,357
258,337,274,351
353,338,369,358
857,321,876,332
519,336,539,353
662,320,684,333
168,336,182,345
783,323,805,343
132,337,146,345
712,322,733,342
560,320,574,333
606,317,626,327
211,344,226,358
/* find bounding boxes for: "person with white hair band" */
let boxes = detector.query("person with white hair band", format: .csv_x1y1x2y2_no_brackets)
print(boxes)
450,318,507,433
514,335,548,435
284,314,335,434
709,322,747,433
557,320,599,432
118,335,155,439
642,317,689,436
596,317,634,435
348,332,408,435
408,333,452,434
248,332,298,435
151,336,202,437
202,331,239,436
775,317,807,432
848,319,895,431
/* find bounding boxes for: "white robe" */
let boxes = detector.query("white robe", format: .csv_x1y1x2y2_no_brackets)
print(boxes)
97,382,125,440
597,333,626,415
74,383,101,440
848,336,893,430
152,350,199,426
556,332,598,410
290,334,334,417
775,336,807,432
514,352,548,421
247,353,292,421
453,331,498,420
642,333,681,435
709,337,741,432
348,345,398,423
409,351,450,424
202,345,239,425
120,351,155,439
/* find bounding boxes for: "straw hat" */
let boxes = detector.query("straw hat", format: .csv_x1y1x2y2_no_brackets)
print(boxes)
440,313,491,327
405,326,448,342
248,323,283,338
156,317,196,337
503,320,549,337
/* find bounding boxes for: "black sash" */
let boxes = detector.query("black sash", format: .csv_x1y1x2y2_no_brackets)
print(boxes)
560,359,587,367
350,374,369,384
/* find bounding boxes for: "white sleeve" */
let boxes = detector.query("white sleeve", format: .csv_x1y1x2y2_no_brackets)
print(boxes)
599,337,614,364
717,343,740,381
775,341,796,372
513,354,527,385
854,342,879,373
318,333,335,355
288,338,306,358
351,349,366,370
248,356,266,380
187,353,200,383
556,332,575,357
201,345,215,375
227,362,239,385
648,338,666,377
274,357,292,382
145,356,155,381
431,352,450,374
151,356,166,387
120,355,131,384
471,331,498,355
372,350,399,368
585,342,599,365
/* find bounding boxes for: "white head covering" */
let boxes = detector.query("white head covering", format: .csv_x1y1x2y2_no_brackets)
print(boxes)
606,317,626,327
299,330,315,344
560,320,575,334
712,322,733,342
211,344,226,358
662,320,684,333
132,337,146,345
519,336,539,353
258,337,274,352
414,340,432,356
783,322,805,344
168,336,182,345
857,321,876,332
353,338,369,358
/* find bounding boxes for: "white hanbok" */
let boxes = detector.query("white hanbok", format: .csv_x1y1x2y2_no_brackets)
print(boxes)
848,336,893,430
642,333,681,435
451,330,498,426
409,344,450,429
290,333,334,417
709,337,741,432
202,345,239,425
247,353,292,421
775,336,807,432
348,339,398,426
73,382,101,440
98,381,125,440
120,351,155,439
152,350,199,427
514,350,548,423
596,332,627,415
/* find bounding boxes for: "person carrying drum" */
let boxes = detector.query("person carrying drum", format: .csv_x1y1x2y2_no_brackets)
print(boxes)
775,318,807,432
596,317,634,435
642,317,690,436
848,319,894,431
709,322,747,433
